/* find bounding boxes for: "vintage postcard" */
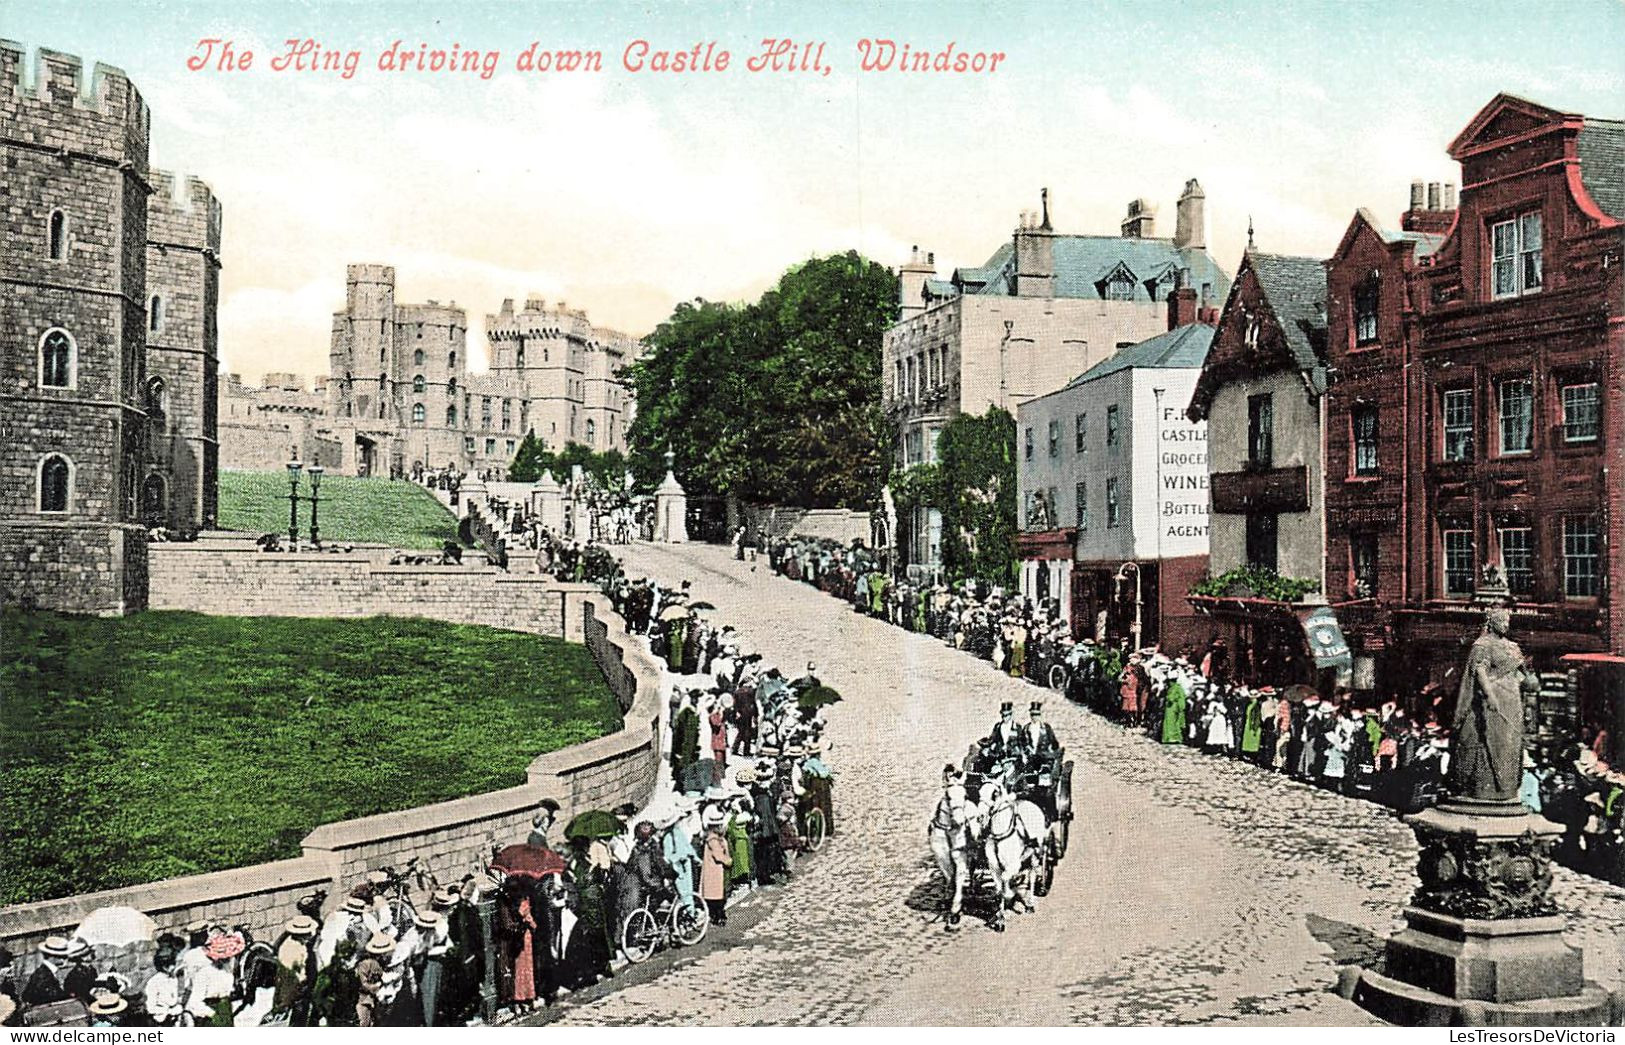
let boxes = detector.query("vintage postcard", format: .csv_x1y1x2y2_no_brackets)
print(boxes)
1,0,1622,1032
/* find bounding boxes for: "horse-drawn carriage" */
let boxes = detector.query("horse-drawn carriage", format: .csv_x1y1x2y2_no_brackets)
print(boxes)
930,743,1075,931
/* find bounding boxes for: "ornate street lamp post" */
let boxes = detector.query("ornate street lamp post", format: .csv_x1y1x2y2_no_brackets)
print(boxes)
285,460,302,545
307,466,324,547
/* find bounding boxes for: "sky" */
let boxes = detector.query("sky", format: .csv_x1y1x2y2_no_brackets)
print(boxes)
7,0,1624,381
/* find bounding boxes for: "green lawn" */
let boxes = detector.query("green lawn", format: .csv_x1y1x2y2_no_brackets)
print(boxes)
218,470,459,550
0,610,622,906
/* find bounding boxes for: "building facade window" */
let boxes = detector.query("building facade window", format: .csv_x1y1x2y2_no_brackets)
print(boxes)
1353,277,1379,345
412,374,426,393
516,343,525,367
506,439,516,457
1351,533,1378,597
1352,405,1379,476
448,350,457,369
1024,427,1034,461
894,361,904,401
1491,211,1542,299
1245,512,1278,572
1105,405,1120,448
445,405,457,426
464,436,476,455
48,210,69,260
501,399,513,430
906,357,917,401
1105,477,1120,528
1443,388,1475,461
39,328,75,388
1443,528,1475,597
1563,516,1600,598
1497,377,1534,455
1075,413,1087,452
1047,420,1059,457
1106,276,1134,301
447,377,457,396
145,376,167,417
485,438,496,455
481,397,493,428
38,454,72,513
149,295,164,334
1561,382,1599,444
413,348,424,366
1498,526,1534,597
1247,393,1274,467
1075,481,1087,530
411,403,425,424
585,419,596,444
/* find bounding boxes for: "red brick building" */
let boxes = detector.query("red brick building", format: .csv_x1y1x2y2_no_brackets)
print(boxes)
1324,94,1623,744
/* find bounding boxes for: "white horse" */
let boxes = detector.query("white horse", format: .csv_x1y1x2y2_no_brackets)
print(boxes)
979,782,1046,932
927,777,973,930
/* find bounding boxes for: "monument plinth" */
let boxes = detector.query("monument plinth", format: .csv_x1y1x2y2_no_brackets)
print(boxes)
1352,572,1617,1026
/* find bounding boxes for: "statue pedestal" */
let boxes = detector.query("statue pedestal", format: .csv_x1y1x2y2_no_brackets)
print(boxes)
1352,803,1617,1026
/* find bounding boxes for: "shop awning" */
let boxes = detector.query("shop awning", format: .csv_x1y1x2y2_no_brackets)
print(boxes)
1560,653,1625,665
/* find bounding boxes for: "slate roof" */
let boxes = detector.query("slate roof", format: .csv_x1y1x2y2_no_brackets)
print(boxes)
1578,118,1625,220
1247,252,1329,389
947,236,1231,304
1068,323,1215,387
923,279,957,297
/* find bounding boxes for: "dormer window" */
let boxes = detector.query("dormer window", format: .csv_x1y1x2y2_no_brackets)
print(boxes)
1491,212,1542,299
1106,276,1134,301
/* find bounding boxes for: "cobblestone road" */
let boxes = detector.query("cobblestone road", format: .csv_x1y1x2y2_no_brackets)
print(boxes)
547,543,1625,1026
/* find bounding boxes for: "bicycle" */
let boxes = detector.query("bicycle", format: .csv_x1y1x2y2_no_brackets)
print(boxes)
619,894,709,964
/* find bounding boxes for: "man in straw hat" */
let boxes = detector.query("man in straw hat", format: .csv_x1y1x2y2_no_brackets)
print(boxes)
21,937,73,1006
354,933,394,1027
87,992,127,1027
273,915,319,1025
429,887,483,1025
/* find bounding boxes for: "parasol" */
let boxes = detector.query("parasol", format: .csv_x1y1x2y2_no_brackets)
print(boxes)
687,601,717,611
74,906,156,948
1283,684,1319,704
489,844,568,879
658,604,690,622
797,684,843,710
563,809,624,842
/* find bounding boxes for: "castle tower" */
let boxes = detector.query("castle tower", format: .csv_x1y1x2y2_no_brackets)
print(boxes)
144,170,222,531
329,263,396,423
0,42,153,613
898,246,935,318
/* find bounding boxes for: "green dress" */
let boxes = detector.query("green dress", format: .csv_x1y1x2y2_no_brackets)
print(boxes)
1241,697,1263,754
1160,681,1187,744
726,813,753,883
666,618,688,673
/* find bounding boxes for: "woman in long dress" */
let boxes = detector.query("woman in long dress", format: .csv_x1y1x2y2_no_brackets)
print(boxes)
494,877,538,1013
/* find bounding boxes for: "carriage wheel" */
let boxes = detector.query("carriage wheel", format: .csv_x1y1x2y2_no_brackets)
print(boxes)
804,808,827,852
620,908,658,964
1048,664,1068,691
673,899,709,947
1032,840,1053,897
1051,817,1071,862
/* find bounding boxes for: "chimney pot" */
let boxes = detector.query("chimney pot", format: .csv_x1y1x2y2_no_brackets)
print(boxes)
1443,183,1457,210
927,252,934,266
1410,180,1425,210
1427,182,1441,210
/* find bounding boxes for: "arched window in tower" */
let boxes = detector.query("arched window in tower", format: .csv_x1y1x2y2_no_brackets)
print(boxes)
412,403,426,425
39,328,75,388
517,342,526,367
413,374,426,393
446,405,458,427
39,454,72,513
145,375,168,417
447,376,457,396
48,210,68,260
585,418,596,445
448,350,457,369
141,474,166,525
413,348,425,366
149,295,164,334
379,345,386,363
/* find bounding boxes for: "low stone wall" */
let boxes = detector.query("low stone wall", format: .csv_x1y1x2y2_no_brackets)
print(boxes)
0,574,663,982
745,505,873,545
148,540,570,635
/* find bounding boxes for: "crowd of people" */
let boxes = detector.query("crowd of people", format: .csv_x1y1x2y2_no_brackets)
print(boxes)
764,534,1625,884
1,533,838,1029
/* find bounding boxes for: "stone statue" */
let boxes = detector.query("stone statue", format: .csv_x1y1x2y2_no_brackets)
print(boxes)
1449,605,1539,805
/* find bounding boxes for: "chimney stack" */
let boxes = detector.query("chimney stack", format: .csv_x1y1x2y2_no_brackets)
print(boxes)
1167,268,1198,331
1427,182,1442,210
1120,198,1157,239
1173,178,1206,250
1402,177,1457,235
1410,180,1426,211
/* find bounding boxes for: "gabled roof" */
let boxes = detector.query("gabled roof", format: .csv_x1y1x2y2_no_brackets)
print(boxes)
1578,118,1625,220
1248,252,1329,380
1342,206,1445,259
948,235,1231,304
1068,323,1215,386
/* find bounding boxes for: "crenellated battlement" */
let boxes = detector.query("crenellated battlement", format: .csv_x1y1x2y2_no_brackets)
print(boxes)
148,168,223,252
0,41,150,168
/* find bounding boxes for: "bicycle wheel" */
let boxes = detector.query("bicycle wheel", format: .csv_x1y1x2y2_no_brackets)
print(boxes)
673,900,709,947
620,907,658,964
1048,663,1068,691
804,808,827,852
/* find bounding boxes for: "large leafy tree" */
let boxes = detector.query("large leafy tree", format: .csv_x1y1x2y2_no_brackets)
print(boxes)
927,407,1018,585
625,252,896,509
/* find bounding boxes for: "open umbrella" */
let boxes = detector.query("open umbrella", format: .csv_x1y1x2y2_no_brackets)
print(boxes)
563,809,623,842
74,906,156,949
797,684,843,710
658,604,689,622
489,843,568,880
687,601,717,611
1283,684,1319,704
